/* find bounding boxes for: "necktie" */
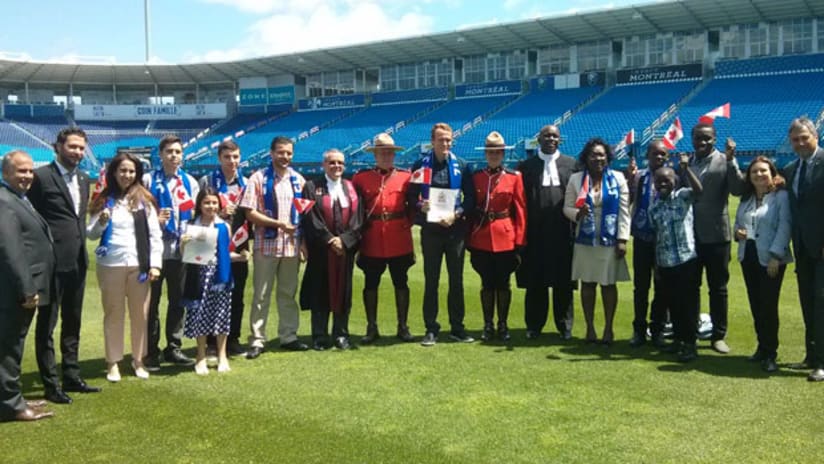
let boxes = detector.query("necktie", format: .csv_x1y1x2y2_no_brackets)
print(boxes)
798,159,808,197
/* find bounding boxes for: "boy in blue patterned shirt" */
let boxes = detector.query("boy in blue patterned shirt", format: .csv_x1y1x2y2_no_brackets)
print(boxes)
648,155,703,362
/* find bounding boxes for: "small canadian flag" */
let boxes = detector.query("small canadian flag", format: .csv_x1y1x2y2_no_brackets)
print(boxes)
293,197,315,214
91,167,107,202
229,223,249,252
410,167,432,184
614,129,635,153
173,178,195,212
662,117,684,150
575,174,590,209
698,103,731,125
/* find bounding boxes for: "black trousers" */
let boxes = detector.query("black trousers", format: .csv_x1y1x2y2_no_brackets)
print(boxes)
311,308,350,340
632,238,668,336
470,250,518,290
524,282,573,336
46,269,86,382
695,242,731,341
33,302,60,391
228,261,249,343
794,243,824,368
358,253,414,291
148,258,185,358
420,227,466,335
660,259,700,345
740,241,785,359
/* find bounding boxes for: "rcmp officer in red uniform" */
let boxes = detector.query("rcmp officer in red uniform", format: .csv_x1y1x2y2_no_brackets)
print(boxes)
352,133,416,343
467,131,526,342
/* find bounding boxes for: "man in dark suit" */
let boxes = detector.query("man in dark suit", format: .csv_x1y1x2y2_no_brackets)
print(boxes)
27,127,100,399
782,117,824,382
516,124,577,340
0,150,56,422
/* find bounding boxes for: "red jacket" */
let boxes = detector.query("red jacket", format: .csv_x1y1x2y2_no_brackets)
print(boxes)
467,168,526,252
352,167,414,258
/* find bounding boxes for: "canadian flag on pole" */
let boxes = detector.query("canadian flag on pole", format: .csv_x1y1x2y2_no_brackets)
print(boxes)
575,174,590,208
173,178,195,213
229,223,249,252
410,167,432,184
90,167,107,202
614,129,635,153
698,103,731,125
292,197,315,214
662,117,684,150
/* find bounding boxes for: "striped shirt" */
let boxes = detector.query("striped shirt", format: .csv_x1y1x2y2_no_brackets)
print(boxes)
240,167,305,258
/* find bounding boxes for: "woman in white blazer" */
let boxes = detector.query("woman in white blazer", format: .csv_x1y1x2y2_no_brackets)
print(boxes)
733,156,792,373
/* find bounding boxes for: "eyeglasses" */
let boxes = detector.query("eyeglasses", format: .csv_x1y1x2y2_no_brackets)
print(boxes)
326,160,345,166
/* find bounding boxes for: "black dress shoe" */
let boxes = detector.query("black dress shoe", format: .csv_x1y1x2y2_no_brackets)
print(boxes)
14,408,54,422
164,349,195,366
45,388,73,404
480,324,495,342
525,330,540,340
651,333,668,349
748,350,766,363
227,340,247,356
396,326,414,342
677,344,698,363
143,355,162,372
246,346,263,359
63,378,101,393
761,358,778,373
560,330,573,341
280,340,309,351
629,332,646,347
312,339,329,351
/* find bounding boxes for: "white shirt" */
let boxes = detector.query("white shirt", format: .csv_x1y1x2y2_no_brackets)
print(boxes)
55,160,81,216
538,150,561,187
87,198,164,269
325,175,349,208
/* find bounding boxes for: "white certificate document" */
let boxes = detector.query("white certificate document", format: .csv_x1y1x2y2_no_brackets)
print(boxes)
182,225,218,264
427,187,459,223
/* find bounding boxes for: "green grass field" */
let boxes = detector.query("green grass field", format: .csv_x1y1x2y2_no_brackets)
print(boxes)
4,197,821,463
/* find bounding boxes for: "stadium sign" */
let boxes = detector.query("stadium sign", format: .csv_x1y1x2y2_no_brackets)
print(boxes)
267,86,295,105
298,94,365,111
239,88,268,105
617,64,703,84
455,80,522,98
75,103,227,120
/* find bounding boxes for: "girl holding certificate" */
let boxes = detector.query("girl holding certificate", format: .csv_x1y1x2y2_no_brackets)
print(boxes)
181,187,234,375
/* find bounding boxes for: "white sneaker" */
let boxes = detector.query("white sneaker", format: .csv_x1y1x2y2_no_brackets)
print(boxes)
131,362,150,380
106,363,121,383
194,360,209,376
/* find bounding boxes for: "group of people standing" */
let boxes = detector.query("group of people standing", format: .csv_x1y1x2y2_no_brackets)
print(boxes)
2,116,823,422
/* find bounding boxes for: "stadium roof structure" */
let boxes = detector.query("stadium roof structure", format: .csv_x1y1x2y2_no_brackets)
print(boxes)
0,0,822,88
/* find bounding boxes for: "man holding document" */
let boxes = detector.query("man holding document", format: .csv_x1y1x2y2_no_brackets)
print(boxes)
407,123,476,346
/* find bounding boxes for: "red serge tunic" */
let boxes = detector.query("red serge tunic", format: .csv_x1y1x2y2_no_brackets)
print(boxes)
467,168,527,253
352,167,414,258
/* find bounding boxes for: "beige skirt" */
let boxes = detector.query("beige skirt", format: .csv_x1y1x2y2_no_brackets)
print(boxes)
571,243,630,285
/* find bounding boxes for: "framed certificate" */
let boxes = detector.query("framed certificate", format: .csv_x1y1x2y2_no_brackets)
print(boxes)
427,187,459,223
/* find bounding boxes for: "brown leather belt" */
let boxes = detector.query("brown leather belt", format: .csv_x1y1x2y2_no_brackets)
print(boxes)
368,211,406,221
485,211,510,221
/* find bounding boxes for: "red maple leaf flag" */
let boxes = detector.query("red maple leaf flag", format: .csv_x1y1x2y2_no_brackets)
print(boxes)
698,103,731,125
229,223,249,252
173,178,195,212
662,117,684,150
293,197,315,214
91,167,107,202
410,167,432,184
575,174,590,209
614,129,635,153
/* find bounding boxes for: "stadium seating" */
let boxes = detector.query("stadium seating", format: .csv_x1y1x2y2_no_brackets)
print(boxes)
715,53,824,77
559,81,698,156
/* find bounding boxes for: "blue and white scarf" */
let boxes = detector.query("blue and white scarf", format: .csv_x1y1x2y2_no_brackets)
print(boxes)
262,166,302,239
630,170,655,242
151,168,193,240
420,151,462,208
576,168,621,247
95,196,151,282
210,168,246,194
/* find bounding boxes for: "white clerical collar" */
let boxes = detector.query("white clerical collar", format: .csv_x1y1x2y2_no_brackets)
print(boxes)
539,150,560,161
325,174,342,188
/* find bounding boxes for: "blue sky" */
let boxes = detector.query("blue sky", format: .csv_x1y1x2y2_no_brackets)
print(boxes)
0,0,646,64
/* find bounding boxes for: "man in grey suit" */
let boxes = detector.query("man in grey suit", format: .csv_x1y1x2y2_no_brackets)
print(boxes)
0,151,56,422
782,117,824,382
683,123,745,354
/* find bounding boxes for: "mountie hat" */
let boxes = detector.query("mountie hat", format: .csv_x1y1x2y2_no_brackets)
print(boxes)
476,130,514,150
365,133,404,152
